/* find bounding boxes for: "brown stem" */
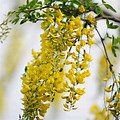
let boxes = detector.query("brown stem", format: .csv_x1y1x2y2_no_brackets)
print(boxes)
95,27,119,91
96,14,120,23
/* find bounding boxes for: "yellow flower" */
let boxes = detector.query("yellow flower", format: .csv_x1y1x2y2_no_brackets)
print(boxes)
69,68,75,74
66,73,76,84
47,76,54,84
117,102,120,111
82,28,89,35
76,29,81,37
76,44,80,52
56,17,62,25
90,105,99,113
87,39,96,47
73,16,82,28
80,61,88,69
106,97,112,102
21,84,30,94
78,78,85,84
72,62,76,68
86,14,96,25
72,52,77,60
84,52,92,62
105,87,111,92
41,21,50,30
89,33,94,38
76,88,85,95
80,40,86,46
79,5,85,13
82,70,91,77
65,60,71,65
103,77,109,82
47,15,53,23
75,95,80,100
32,49,38,59
116,93,120,99
54,9,64,18
66,41,73,46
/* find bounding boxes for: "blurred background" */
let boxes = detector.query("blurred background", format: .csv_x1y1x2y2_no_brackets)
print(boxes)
0,0,120,120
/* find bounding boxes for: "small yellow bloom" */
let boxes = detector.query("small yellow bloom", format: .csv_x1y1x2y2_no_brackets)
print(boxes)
21,84,30,93
72,62,76,68
89,33,94,38
73,16,82,27
117,102,120,110
105,87,111,92
87,39,96,47
76,45,80,52
76,29,81,37
90,105,99,113
47,15,53,23
47,76,54,84
80,61,88,69
82,70,91,77
80,40,86,46
103,77,109,82
65,60,71,65
66,41,73,46
116,93,120,99
72,52,77,60
79,5,85,13
109,103,114,108
114,79,119,83
41,21,50,30
106,97,112,102
84,52,92,62
69,68,75,74
75,95,80,100
32,49,38,59
86,14,96,25
76,88,85,95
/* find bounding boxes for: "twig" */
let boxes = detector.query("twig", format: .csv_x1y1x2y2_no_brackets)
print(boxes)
96,14,120,23
95,27,119,89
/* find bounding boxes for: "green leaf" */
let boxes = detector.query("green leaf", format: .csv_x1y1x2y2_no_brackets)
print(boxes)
102,0,106,4
106,19,118,29
104,3,116,12
85,0,91,6
112,45,118,57
95,6,103,15
114,37,120,44
28,0,38,8
20,18,28,24
12,17,19,24
89,3,98,7
111,36,120,57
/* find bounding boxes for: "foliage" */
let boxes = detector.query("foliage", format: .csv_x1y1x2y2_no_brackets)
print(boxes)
0,0,120,120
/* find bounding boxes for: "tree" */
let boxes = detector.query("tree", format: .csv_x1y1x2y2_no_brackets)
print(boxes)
0,0,120,120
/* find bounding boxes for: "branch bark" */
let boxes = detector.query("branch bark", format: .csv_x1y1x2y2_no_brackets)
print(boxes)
95,10,120,23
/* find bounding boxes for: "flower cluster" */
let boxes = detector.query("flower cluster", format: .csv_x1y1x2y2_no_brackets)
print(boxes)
21,5,96,120
104,75,120,118
90,105,112,120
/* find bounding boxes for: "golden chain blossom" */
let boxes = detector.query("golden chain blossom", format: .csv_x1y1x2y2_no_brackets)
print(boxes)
21,5,96,120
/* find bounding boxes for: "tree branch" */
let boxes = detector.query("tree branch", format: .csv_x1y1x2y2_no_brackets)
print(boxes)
96,11,120,23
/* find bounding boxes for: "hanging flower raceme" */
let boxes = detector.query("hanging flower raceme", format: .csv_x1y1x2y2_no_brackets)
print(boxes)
21,5,96,120
104,74,120,118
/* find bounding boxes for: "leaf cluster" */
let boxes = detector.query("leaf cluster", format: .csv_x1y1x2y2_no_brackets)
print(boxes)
105,18,119,57
0,20,11,42
106,33,120,57
10,0,43,24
